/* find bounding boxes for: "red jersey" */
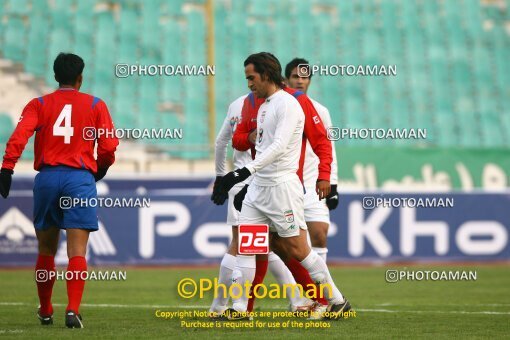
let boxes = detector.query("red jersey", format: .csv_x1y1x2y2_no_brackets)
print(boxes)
1,88,118,173
232,92,265,159
232,88,332,182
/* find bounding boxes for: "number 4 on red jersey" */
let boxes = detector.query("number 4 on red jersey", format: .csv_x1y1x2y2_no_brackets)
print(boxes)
1,88,118,173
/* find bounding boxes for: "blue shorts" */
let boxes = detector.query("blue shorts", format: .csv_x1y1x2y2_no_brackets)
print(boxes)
33,166,98,231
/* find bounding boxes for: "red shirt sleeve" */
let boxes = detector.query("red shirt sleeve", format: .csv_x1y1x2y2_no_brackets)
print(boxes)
1,98,40,171
94,100,118,169
300,95,332,182
232,95,257,151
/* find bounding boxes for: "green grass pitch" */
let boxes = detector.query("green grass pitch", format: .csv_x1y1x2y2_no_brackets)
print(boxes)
0,265,509,339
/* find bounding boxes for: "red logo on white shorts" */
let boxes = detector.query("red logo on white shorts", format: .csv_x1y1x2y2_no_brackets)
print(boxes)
238,224,269,254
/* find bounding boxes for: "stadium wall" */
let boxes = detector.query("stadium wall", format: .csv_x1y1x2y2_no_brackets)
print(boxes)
336,147,510,190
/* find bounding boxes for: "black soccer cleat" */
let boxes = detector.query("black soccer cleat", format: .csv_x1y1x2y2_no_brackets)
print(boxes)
208,310,229,320
37,309,53,325
223,308,252,321
325,299,352,320
65,310,84,328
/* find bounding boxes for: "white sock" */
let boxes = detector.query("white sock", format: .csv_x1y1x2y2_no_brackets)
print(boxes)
209,253,237,313
300,251,344,304
268,252,309,307
231,255,255,312
312,247,328,262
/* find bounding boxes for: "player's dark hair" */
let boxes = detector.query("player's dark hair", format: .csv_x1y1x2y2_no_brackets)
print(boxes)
53,53,85,85
285,57,311,79
244,52,284,87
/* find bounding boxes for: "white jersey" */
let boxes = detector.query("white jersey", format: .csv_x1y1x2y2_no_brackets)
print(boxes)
245,90,305,186
215,94,252,176
303,98,338,189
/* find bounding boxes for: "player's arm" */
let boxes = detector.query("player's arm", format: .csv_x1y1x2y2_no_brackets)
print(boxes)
0,98,40,198
94,100,118,181
232,99,255,151
215,111,232,177
211,110,233,204
320,106,339,209
301,97,332,198
319,106,338,185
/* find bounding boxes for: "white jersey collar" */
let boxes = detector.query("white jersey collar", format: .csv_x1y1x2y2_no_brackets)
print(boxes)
265,89,283,102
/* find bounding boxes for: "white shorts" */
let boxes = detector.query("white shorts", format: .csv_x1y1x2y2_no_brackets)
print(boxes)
226,183,245,226
239,176,307,238
304,186,330,223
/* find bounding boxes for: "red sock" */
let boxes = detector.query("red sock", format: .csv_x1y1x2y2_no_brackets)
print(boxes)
36,254,56,316
66,256,87,313
285,258,328,306
247,259,268,312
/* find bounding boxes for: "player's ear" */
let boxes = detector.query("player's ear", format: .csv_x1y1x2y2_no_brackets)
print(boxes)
76,74,83,90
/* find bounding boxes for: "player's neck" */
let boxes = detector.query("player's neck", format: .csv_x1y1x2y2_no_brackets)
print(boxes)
264,84,280,99
58,85,78,91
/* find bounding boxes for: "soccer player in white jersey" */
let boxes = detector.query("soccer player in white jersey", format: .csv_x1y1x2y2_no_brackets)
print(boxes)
209,95,254,316
217,52,350,319
211,95,314,317
284,58,339,262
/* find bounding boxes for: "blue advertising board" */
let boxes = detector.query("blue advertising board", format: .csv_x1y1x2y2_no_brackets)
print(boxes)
0,179,508,266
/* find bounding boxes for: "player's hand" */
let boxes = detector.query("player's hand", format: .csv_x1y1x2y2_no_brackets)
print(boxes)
211,176,223,200
211,176,228,205
248,129,257,145
234,184,249,211
326,184,339,210
316,180,331,200
0,168,13,199
212,191,228,205
94,167,108,182
220,167,251,195
212,192,228,205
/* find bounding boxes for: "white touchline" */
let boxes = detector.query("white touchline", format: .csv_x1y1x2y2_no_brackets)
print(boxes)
0,302,25,306
1,302,509,315
0,330,24,334
376,303,510,307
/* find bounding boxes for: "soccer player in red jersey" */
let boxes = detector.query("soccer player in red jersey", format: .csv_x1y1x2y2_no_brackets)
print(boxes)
0,53,118,328
285,58,339,263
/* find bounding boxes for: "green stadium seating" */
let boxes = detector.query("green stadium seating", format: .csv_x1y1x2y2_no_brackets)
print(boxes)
25,15,49,77
4,16,26,62
0,114,14,143
7,0,30,15
161,0,183,16
141,2,160,56
1,0,509,156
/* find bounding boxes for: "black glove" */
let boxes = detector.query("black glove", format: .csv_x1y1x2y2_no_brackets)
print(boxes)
0,168,13,199
211,176,222,200
94,167,108,182
212,168,251,205
219,167,251,195
325,184,339,210
211,176,228,205
234,184,248,211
